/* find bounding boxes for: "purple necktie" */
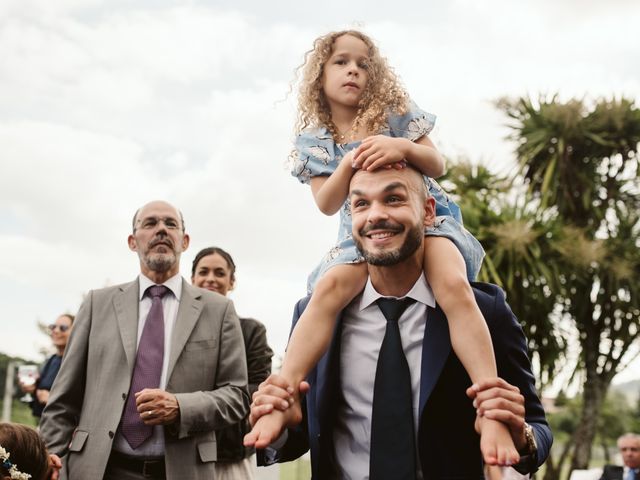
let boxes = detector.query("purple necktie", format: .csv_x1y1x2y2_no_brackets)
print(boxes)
121,285,168,449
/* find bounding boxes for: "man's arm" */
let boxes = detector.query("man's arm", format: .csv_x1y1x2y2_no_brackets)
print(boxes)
39,291,92,456
173,300,250,439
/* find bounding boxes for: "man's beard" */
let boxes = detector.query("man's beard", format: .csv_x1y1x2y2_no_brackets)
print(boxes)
143,237,177,272
355,221,423,266
145,253,176,272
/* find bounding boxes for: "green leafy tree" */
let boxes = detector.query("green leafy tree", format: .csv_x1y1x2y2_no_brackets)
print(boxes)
496,96,640,472
442,161,566,391
544,390,637,480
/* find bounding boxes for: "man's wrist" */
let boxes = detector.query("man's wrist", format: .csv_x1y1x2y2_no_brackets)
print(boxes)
512,423,538,474
518,423,537,457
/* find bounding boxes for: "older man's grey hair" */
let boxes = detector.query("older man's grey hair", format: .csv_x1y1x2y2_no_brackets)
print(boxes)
131,203,186,233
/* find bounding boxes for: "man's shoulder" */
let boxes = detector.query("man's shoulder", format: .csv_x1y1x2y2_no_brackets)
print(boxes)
469,281,508,309
470,281,505,297
601,465,623,476
240,317,267,330
184,282,231,306
88,280,137,299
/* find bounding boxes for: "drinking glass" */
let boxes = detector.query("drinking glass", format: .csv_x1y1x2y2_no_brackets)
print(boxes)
17,364,39,403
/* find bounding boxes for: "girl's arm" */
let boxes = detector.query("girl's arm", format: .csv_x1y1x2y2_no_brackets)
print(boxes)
353,134,445,178
310,151,356,215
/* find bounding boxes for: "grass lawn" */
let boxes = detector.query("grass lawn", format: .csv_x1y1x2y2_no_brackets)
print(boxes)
279,457,311,480
0,399,38,426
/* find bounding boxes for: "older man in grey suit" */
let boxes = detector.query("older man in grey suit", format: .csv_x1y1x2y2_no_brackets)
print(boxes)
40,200,249,480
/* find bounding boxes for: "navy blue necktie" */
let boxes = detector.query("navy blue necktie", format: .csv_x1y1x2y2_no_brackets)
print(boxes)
370,297,417,480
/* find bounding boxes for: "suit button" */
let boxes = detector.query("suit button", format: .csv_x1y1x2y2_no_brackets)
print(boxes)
122,393,127,400
108,431,114,438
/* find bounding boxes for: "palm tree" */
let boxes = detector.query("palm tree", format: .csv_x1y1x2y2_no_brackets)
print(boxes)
442,161,566,391
496,96,640,473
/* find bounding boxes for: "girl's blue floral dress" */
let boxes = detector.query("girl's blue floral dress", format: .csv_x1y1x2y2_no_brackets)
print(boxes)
291,102,484,293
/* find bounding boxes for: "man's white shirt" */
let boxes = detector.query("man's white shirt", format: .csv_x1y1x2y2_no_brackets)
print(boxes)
333,273,435,480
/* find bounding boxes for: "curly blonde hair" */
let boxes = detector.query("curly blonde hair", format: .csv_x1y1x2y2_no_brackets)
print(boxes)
295,30,409,141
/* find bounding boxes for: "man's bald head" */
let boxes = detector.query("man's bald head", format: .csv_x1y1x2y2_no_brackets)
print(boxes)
132,200,185,233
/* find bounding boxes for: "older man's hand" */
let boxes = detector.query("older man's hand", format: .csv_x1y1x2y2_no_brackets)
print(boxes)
135,388,180,426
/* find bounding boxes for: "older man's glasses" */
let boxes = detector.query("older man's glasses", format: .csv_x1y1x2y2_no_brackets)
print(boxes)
136,217,181,230
48,324,70,333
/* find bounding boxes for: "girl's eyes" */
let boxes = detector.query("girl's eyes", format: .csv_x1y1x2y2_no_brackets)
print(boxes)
333,58,369,69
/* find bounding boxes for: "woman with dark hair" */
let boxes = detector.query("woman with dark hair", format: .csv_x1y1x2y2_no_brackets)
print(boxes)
191,247,273,479
19,314,74,419
0,422,52,480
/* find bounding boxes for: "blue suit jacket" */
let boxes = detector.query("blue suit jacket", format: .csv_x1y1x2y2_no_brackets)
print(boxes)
600,465,625,480
260,282,552,479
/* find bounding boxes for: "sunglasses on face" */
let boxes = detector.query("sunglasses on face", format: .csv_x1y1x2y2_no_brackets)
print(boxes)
48,324,70,333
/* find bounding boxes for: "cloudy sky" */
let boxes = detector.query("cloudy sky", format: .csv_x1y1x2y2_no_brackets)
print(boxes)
1,0,639,387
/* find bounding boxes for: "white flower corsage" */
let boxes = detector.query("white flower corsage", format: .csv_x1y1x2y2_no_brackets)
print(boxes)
0,445,32,480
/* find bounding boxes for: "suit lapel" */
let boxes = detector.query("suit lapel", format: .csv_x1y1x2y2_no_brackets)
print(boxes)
419,304,451,414
113,279,140,372
166,280,203,378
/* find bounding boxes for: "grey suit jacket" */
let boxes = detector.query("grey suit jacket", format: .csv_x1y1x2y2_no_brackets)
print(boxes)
39,278,249,480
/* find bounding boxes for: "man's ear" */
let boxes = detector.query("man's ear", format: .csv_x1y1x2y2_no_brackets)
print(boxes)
423,196,436,227
127,234,137,252
181,233,190,251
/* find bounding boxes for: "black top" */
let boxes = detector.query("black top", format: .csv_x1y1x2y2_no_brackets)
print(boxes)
31,354,62,417
215,317,273,462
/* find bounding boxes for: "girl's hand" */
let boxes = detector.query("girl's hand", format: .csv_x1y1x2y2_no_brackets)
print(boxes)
352,135,408,171
342,150,356,168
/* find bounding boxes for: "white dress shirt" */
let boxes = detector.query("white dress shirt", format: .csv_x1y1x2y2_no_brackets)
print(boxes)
113,273,182,457
333,274,435,480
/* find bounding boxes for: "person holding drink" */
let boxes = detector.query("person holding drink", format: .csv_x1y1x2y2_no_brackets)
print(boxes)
19,314,74,420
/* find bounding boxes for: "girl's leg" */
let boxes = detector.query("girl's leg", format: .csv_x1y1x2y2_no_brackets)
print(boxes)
423,236,519,466
244,263,368,448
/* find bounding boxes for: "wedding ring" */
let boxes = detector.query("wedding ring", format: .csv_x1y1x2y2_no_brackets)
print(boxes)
147,410,154,417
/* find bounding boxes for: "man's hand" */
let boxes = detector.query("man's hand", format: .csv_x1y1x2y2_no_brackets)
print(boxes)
135,388,180,426
466,377,527,451
249,374,309,427
48,453,62,480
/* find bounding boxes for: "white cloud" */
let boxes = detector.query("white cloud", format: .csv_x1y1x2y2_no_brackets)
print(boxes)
0,0,638,388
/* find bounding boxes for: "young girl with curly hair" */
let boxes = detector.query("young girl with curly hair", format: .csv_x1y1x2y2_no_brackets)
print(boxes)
245,30,518,466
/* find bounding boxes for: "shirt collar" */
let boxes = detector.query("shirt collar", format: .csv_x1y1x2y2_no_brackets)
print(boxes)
358,273,435,311
138,273,182,301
